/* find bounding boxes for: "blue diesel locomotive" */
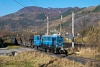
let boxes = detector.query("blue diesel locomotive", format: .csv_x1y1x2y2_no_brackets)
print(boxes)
33,35,66,53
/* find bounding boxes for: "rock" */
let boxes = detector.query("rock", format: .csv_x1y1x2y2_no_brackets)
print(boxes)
4,51,18,56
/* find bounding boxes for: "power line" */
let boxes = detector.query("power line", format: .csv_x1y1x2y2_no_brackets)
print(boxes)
20,0,34,11
20,0,26,5
30,0,48,20
34,0,41,7
31,0,37,6
13,0,34,12
30,0,42,12
31,0,41,7
14,0,46,19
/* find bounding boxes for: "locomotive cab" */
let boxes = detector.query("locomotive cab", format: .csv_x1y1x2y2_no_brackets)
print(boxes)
33,35,42,48
33,35,66,54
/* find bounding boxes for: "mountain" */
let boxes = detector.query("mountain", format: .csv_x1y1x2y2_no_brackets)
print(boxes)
65,5,100,33
0,6,81,32
0,5,100,34
49,5,100,33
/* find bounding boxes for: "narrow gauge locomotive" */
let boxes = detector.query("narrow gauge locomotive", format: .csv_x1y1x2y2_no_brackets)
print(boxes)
33,34,67,53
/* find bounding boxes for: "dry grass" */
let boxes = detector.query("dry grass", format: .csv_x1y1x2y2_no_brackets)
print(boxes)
76,47,100,60
4,39,12,43
6,46,21,49
64,38,72,43
0,51,87,67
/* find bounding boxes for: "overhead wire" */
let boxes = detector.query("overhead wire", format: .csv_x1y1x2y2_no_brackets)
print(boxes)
20,0,26,5
31,0,41,7
13,0,34,12
30,0,42,12
30,0,37,6
13,0,47,18
30,0,48,18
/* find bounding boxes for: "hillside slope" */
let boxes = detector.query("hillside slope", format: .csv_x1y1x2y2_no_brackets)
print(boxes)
0,6,82,32
0,5,100,34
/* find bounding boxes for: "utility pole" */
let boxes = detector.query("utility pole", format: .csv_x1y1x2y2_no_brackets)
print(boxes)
72,12,75,48
47,16,49,35
60,15,62,35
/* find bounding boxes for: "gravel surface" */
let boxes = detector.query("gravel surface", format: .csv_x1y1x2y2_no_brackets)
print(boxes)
0,47,34,55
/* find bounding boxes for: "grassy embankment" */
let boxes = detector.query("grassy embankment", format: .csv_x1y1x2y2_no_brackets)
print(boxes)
64,22,100,60
74,22,100,60
0,51,94,67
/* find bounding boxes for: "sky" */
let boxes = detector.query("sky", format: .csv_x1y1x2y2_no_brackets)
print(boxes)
0,0,100,16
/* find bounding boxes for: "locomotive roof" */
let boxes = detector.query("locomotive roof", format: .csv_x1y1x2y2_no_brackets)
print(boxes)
42,35,61,37
34,35,62,37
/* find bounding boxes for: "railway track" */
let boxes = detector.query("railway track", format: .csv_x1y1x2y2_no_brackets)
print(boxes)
35,48,100,66
20,45,100,65
33,48,87,65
